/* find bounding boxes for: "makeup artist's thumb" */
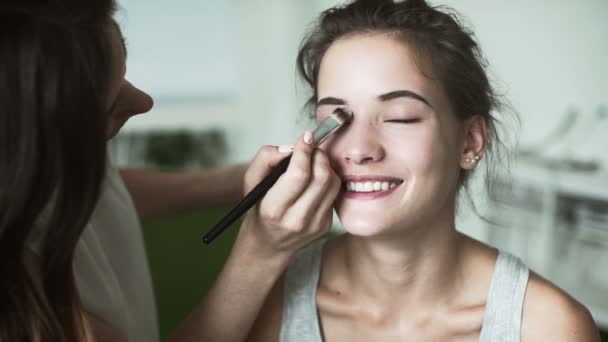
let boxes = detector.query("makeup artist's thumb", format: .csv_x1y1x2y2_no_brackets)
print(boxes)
243,144,294,193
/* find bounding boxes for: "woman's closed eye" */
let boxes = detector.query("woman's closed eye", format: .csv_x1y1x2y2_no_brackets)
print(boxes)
384,118,422,124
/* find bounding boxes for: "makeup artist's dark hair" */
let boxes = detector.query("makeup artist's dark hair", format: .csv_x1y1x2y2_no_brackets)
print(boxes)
0,0,115,340
297,0,516,210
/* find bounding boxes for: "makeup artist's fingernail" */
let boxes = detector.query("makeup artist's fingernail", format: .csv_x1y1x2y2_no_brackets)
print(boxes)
303,131,313,145
278,144,294,153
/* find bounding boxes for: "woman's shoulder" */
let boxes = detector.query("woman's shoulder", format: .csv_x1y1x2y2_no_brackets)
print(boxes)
520,272,601,342
462,235,600,340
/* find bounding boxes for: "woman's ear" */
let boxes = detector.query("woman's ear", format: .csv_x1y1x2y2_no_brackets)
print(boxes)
460,115,487,170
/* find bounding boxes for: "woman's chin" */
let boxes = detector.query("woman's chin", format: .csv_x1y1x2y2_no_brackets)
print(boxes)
106,118,129,139
339,218,386,237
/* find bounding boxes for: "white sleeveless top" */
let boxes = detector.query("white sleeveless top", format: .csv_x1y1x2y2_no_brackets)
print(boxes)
280,239,529,342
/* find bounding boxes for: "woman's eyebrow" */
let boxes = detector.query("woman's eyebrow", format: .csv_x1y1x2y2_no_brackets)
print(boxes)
316,96,346,107
316,89,432,108
120,36,128,59
378,90,432,108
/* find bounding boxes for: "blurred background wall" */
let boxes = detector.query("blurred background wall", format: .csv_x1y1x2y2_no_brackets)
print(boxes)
112,0,608,338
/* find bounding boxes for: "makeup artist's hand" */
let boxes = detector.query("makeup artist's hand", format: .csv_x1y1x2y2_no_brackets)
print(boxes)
238,131,342,258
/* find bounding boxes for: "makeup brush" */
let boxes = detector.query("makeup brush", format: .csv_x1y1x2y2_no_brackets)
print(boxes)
202,107,353,244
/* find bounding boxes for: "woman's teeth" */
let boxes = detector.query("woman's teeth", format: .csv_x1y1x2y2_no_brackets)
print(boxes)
345,181,399,192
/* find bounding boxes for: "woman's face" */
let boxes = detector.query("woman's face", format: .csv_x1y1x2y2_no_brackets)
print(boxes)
105,21,154,139
316,33,467,237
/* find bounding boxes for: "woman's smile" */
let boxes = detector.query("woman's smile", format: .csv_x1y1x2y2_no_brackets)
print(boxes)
342,175,404,200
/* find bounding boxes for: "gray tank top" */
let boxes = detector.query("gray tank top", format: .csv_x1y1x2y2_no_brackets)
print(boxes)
280,239,529,342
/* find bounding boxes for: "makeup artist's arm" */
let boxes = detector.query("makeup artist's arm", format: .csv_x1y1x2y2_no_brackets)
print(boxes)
119,163,248,219
168,133,341,342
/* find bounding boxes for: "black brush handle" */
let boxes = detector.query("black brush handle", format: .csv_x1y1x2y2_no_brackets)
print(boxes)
202,156,291,244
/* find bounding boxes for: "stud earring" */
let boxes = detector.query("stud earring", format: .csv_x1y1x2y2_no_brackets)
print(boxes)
464,155,481,164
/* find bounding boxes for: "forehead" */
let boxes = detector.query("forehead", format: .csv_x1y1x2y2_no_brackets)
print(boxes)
103,20,125,65
317,33,441,101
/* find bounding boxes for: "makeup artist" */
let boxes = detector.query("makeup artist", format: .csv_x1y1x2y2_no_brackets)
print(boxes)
1,1,338,341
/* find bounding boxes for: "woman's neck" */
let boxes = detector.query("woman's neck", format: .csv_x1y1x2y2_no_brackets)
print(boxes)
337,219,467,311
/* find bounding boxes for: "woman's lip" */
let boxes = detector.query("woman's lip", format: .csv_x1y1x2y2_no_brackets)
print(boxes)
342,182,402,200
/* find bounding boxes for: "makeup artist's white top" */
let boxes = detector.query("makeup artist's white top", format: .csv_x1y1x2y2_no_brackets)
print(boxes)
280,239,530,342
29,163,159,342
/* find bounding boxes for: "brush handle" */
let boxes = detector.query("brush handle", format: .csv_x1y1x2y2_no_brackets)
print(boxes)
202,156,291,244
202,108,351,244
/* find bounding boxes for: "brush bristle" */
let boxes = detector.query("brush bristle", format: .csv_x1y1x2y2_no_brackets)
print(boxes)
331,107,353,125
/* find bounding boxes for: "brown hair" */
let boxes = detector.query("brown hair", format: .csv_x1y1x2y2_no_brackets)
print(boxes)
0,0,116,340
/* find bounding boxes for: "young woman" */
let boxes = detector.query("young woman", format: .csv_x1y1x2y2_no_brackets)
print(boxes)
246,0,601,341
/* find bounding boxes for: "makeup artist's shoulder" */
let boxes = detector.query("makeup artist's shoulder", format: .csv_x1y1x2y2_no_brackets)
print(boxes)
520,272,601,342
245,273,285,342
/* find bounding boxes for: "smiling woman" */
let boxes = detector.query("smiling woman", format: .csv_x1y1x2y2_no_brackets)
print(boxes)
244,1,602,341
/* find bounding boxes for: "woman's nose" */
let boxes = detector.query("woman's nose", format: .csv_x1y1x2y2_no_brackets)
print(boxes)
339,122,385,165
125,80,154,115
